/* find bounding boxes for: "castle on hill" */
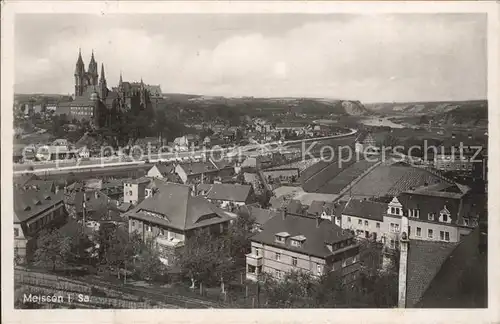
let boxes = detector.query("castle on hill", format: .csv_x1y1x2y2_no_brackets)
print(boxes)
57,49,163,129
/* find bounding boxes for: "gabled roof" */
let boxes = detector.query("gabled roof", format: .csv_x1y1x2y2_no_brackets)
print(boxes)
125,182,232,231
239,205,279,226
149,163,175,177
416,228,487,308
251,213,355,258
177,160,219,176
308,200,342,217
14,187,64,223
406,239,458,307
342,199,386,221
202,183,252,202
286,199,304,214
13,174,39,187
397,191,462,222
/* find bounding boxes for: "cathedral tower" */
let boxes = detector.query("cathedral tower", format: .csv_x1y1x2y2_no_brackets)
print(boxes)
88,50,99,86
99,63,108,100
74,49,85,96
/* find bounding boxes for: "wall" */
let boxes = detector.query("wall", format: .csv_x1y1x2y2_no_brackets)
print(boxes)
249,240,360,280
341,214,384,241
123,182,147,205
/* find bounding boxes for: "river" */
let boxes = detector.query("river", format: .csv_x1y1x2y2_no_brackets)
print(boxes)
359,117,405,128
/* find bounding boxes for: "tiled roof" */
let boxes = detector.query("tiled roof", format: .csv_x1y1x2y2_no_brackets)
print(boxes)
342,199,386,222
13,174,39,187
397,192,462,223
285,199,304,214
14,187,64,223
416,228,487,308
202,183,252,202
251,213,355,258
239,205,279,226
125,182,232,231
308,200,344,218
73,190,113,214
406,239,458,307
178,160,219,176
150,163,175,176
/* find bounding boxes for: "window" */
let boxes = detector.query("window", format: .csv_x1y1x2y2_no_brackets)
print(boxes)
255,248,260,256
394,224,400,233
464,218,470,226
347,217,351,223
132,221,136,227
291,240,302,247
275,252,281,261
14,228,19,237
364,220,369,227
292,257,297,266
416,227,422,237
147,225,152,232
391,207,395,214
128,191,133,196
275,235,285,243
276,270,283,279
358,219,362,225
409,226,411,235
390,239,395,249
390,223,395,232
376,222,380,229
428,213,435,221
445,232,450,241
440,231,444,240
160,228,165,235
317,264,322,274
441,213,449,223
428,229,433,239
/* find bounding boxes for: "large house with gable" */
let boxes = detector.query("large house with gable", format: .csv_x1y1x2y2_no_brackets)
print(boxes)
125,182,233,265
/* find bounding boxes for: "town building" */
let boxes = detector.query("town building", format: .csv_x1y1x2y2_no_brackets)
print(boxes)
341,199,386,241
174,160,222,184
196,183,255,210
384,183,477,250
14,184,67,263
125,182,233,265
147,163,180,182
308,200,343,227
123,178,151,205
246,210,360,282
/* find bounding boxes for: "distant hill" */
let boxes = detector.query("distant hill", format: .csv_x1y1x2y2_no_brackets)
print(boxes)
364,100,487,115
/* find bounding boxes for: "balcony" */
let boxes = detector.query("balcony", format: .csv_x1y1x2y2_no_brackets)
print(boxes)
246,253,263,267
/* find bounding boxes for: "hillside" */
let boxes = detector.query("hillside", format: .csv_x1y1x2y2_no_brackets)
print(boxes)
364,100,487,115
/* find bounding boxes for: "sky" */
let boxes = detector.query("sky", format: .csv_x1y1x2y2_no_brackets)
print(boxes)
14,14,487,103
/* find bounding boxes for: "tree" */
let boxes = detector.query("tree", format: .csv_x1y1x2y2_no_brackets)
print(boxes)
224,210,256,268
176,230,226,290
33,229,71,271
133,238,167,282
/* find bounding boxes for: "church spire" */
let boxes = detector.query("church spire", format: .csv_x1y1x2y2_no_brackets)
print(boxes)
119,71,123,86
100,63,106,81
75,48,84,75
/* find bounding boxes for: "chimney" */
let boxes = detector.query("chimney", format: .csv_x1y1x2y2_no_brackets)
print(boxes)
55,186,59,194
451,133,456,139
398,215,410,308
468,134,472,140
316,217,321,228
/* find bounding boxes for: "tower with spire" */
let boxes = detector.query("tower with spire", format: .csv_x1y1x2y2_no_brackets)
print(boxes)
74,48,85,96
99,63,108,100
88,50,99,86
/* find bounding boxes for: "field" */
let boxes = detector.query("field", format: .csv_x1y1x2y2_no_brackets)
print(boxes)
317,159,380,194
349,163,451,198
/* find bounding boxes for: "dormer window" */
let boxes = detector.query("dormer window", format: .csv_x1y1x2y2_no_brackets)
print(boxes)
428,213,435,221
290,235,306,248
275,232,290,244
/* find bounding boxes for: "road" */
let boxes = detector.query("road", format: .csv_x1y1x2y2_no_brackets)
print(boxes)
14,129,357,175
